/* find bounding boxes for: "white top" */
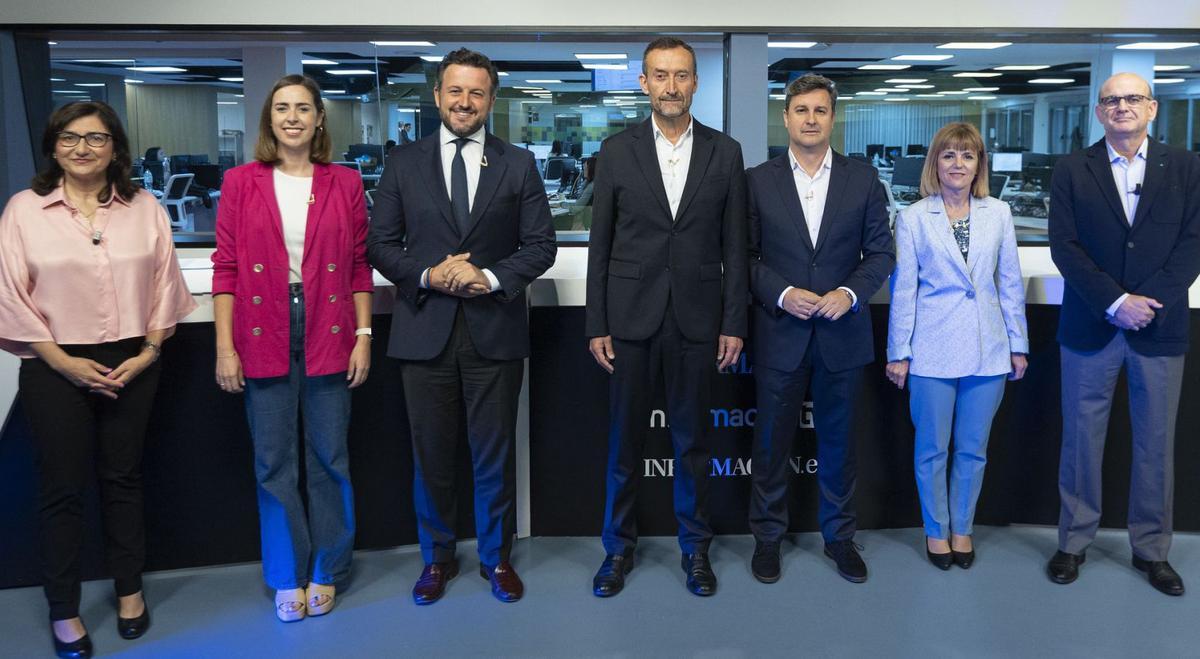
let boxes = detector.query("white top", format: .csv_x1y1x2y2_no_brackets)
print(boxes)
1103,136,1149,316
274,169,313,284
790,147,834,246
651,115,694,219
439,123,484,213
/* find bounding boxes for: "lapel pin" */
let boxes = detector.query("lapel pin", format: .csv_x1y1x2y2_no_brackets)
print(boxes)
481,155,489,167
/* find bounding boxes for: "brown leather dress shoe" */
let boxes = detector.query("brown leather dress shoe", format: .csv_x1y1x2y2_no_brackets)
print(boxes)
480,562,524,602
412,562,458,605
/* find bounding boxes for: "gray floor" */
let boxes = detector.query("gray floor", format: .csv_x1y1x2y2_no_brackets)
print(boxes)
2,527,1197,658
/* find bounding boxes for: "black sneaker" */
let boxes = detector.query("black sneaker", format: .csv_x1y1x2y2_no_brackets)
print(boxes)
751,539,781,583
824,540,868,583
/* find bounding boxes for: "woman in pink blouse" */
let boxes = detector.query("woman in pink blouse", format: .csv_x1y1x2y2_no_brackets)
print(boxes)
212,75,373,622
0,101,196,658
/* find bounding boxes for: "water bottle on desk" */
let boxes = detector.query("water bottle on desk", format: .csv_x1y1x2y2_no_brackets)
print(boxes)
143,169,153,190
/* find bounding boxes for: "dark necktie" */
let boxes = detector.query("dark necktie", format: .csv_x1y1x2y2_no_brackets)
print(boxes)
450,137,471,235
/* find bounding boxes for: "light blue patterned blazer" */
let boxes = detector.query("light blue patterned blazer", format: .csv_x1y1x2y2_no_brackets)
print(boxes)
887,194,1029,378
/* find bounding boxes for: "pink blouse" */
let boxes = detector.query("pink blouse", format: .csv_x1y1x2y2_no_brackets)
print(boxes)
0,186,197,358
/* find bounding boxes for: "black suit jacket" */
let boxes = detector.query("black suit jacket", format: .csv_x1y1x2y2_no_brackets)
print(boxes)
585,119,748,342
747,151,895,372
367,132,556,361
1048,138,1200,356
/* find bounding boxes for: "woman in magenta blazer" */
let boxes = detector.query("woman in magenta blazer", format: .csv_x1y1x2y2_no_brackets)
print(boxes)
211,74,373,622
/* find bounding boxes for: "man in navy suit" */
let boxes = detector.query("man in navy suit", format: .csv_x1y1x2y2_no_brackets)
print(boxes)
585,37,748,598
368,48,556,604
745,74,894,584
1047,72,1200,596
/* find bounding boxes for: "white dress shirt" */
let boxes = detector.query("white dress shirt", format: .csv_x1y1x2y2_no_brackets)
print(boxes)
651,115,694,220
777,147,857,309
421,123,499,291
1104,136,1149,316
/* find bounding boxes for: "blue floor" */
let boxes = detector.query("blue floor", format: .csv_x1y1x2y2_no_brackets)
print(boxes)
2,527,1197,658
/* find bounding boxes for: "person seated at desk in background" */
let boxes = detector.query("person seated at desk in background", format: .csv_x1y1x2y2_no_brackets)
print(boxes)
0,100,196,658
884,121,1028,571
212,74,374,622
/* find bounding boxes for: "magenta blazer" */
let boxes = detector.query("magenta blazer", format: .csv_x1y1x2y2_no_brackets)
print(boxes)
213,161,373,378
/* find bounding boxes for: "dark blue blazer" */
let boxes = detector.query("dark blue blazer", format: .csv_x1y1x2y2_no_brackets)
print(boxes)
1048,138,1200,356
747,151,895,372
367,132,556,361
585,118,748,342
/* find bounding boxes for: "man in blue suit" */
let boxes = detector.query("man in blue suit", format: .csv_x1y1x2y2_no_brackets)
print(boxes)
745,74,895,584
1047,72,1200,596
368,48,556,604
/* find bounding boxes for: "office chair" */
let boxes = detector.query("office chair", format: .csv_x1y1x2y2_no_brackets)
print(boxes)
160,173,196,231
879,177,899,228
543,157,567,182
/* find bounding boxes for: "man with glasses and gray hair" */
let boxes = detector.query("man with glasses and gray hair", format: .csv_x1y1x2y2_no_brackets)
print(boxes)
1047,72,1200,596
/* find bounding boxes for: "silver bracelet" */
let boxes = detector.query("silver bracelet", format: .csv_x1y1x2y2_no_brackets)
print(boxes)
141,340,161,362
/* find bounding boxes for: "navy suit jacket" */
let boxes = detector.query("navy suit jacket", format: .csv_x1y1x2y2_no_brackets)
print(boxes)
1048,138,1200,356
585,118,748,342
747,151,895,372
367,132,556,361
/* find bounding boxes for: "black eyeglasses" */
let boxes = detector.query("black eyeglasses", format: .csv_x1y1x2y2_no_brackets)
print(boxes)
1098,94,1151,110
57,131,113,148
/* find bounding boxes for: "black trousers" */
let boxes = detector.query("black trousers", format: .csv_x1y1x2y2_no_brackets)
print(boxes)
399,307,522,567
750,336,862,544
19,338,160,621
602,305,716,555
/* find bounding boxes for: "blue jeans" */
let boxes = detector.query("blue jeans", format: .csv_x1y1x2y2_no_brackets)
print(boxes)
244,283,355,589
909,374,1006,539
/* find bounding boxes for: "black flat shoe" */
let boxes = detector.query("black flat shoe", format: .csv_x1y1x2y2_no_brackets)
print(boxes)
927,549,953,571
952,549,976,570
824,540,868,583
117,603,150,640
1047,550,1085,584
681,552,717,596
51,625,92,659
592,550,634,598
1132,556,1185,596
751,539,782,584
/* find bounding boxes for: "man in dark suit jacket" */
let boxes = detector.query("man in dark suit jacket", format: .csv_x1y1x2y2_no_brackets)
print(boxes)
367,48,556,605
585,37,748,598
746,74,894,585
1046,72,1200,596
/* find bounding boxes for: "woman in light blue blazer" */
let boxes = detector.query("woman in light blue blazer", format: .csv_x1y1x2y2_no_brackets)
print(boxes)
885,122,1028,570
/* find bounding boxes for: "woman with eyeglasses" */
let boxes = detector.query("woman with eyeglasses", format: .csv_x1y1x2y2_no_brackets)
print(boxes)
212,74,372,622
0,101,196,658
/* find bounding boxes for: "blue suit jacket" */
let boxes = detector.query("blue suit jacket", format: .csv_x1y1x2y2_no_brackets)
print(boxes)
887,195,1028,378
747,151,895,372
367,132,557,361
1048,138,1200,356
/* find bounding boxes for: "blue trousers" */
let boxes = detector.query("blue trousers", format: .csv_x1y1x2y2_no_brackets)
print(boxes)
909,374,1006,539
243,283,355,589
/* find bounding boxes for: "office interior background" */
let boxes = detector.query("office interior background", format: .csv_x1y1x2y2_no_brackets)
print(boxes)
4,26,1200,247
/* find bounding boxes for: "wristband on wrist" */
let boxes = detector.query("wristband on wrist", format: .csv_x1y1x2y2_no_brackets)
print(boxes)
141,341,161,362
355,327,373,340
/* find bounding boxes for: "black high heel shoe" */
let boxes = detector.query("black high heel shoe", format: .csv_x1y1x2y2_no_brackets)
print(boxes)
51,623,93,659
952,549,976,569
117,596,151,640
926,538,953,571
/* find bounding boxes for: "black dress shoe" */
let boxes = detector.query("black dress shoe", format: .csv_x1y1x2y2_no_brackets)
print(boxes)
927,549,953,571
117,601,150,640
51,625,92,659
952,549,976,570
824,540,868,583
751,539,781,584
681,552,717,596
412,561,458,605
1046,550,1085,584
479,562,524,602
593,550,634,598
1132,556,1185,596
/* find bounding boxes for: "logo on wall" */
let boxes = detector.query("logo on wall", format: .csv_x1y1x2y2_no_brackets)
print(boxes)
643,456,819,478
650,403,814,429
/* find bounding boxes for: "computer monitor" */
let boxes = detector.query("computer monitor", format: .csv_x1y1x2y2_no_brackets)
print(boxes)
906,144,927,157
991,152,1023,172
346,144,384,162
1023,152,1050,168
568,142,583,159
891,156,925,188
1023,165,1053,190
865,144,885,161
885,146,903,162
169,155,193,173
191,164,223,189
989,174,1009,196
